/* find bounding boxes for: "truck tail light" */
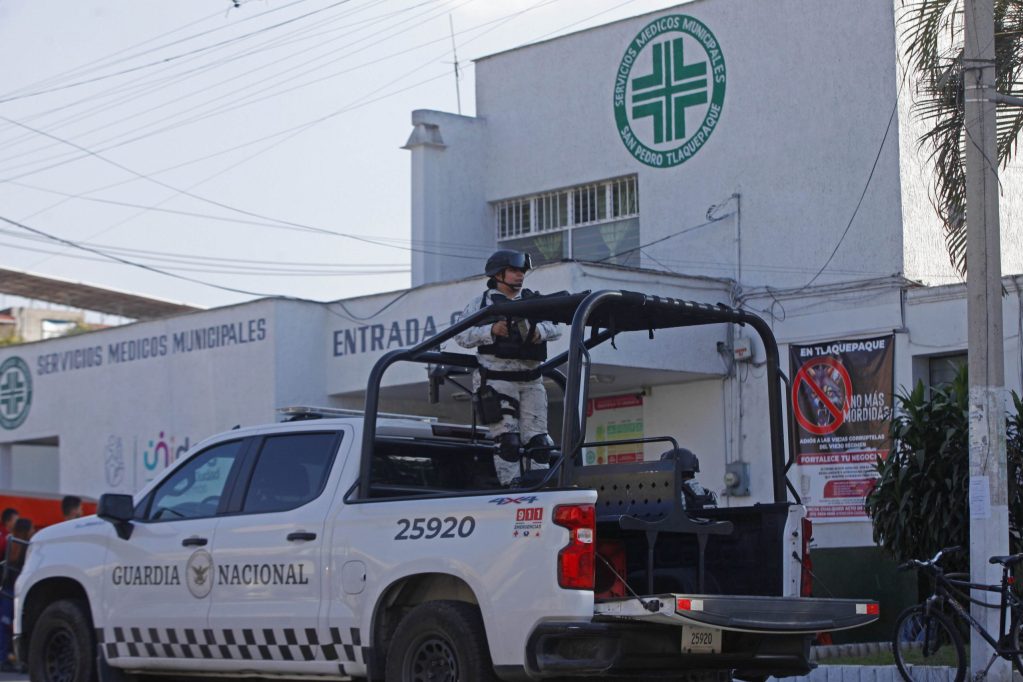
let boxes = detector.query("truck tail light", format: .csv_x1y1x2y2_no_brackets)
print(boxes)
800,516,813,598
554,504,595,590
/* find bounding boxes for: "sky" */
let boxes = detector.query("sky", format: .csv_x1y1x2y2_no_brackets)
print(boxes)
0,0,683,312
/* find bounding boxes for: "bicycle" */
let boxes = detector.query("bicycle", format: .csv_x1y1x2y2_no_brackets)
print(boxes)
892,546,1023,682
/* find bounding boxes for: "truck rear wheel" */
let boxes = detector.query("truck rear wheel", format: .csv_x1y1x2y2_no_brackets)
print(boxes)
385,600,496,682
28,599,96,682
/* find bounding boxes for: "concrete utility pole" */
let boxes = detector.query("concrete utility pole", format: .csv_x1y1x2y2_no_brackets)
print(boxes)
963,0,1011,680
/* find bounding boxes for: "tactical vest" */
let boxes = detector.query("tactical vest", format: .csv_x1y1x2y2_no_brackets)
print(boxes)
476,290,548,361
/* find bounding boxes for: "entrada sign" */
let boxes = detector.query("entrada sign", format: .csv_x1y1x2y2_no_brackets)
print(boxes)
614,15,726,168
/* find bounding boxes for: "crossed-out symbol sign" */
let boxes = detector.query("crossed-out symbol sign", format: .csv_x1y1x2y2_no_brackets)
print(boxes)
791,357,852,436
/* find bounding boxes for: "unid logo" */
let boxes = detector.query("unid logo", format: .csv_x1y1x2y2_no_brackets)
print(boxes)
0,356,32,430
614,15,726,168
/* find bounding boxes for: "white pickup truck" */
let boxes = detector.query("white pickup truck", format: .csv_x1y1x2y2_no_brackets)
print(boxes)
14,291,878,682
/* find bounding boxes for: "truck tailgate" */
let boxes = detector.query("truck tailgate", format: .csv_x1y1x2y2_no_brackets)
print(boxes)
595,594,879,633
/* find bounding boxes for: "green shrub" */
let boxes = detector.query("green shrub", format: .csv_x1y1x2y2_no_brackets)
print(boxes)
864,365,970,573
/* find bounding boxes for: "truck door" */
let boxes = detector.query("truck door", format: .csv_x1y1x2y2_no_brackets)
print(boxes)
207,429,347,675
100,439,248,664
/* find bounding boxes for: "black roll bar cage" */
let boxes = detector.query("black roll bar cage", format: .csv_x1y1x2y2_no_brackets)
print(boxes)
360,290,788,503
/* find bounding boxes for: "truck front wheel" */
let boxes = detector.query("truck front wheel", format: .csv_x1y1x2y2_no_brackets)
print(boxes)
385,600,496,682
28,599,96,682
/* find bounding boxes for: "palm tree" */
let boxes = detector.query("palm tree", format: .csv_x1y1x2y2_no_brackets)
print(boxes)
901,0,1023,274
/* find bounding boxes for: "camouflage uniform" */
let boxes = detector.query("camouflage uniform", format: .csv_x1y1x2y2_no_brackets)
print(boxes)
455,289,561,484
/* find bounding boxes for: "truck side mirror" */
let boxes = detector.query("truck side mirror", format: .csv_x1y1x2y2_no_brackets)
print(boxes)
97,493,135,540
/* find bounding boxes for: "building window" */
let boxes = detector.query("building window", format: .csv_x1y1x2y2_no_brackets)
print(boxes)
928,353,966,389
497,199,531,239
535,191,569,232
493,175,639,266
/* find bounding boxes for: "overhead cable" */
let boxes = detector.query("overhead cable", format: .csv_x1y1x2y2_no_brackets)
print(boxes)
0,0,570,177
797,71,907,290
0,0,316,102
0,0,450,166
0,241,410,276
0,0,357,105
0,111,484,262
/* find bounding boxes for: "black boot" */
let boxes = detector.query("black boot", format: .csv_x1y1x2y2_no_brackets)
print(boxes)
525,434,555,464
497,433,521,462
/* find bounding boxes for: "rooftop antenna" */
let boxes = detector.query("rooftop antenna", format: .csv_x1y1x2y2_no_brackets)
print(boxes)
449,15,462,115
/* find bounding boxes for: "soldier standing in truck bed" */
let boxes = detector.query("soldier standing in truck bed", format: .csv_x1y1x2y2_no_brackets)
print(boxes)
455,250,562,485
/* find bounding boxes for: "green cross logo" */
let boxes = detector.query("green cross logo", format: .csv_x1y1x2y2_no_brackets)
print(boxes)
632,39,708,144
0,356,32,430
614,15,726,168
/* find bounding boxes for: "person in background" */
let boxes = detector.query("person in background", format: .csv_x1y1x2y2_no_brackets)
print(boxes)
0,517,32,672
0,509,17,561
61,495,83,521
660,447,717,510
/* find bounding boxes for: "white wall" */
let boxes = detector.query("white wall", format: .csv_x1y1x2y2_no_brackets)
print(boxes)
273,300,335,410
469,0,905,290
904,279,1023,394
641,379,733,502
406,109,490,286
0,300,283,497
414,0,1023,295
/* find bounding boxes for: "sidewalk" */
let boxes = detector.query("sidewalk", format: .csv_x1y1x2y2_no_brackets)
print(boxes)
776,665,1023,682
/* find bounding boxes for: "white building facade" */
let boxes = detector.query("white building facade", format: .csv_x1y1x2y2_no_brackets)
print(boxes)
1,0,1022,555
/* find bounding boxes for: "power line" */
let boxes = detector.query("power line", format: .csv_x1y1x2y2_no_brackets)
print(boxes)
1,212,421,323
528,0,639,42
799,71,907,290
0,0,449,168
0,0,559,178
0,3,233,100
0,0,654,276
0,66,482,268
0,213,291,298
0,0,567,181
0,226,406,268
0,0,358,105
0,0,657,305
0,95,498,266
39,3,478,165
5,179,423,245
597,214,731,264
0,240,410,276
0,111,481,259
